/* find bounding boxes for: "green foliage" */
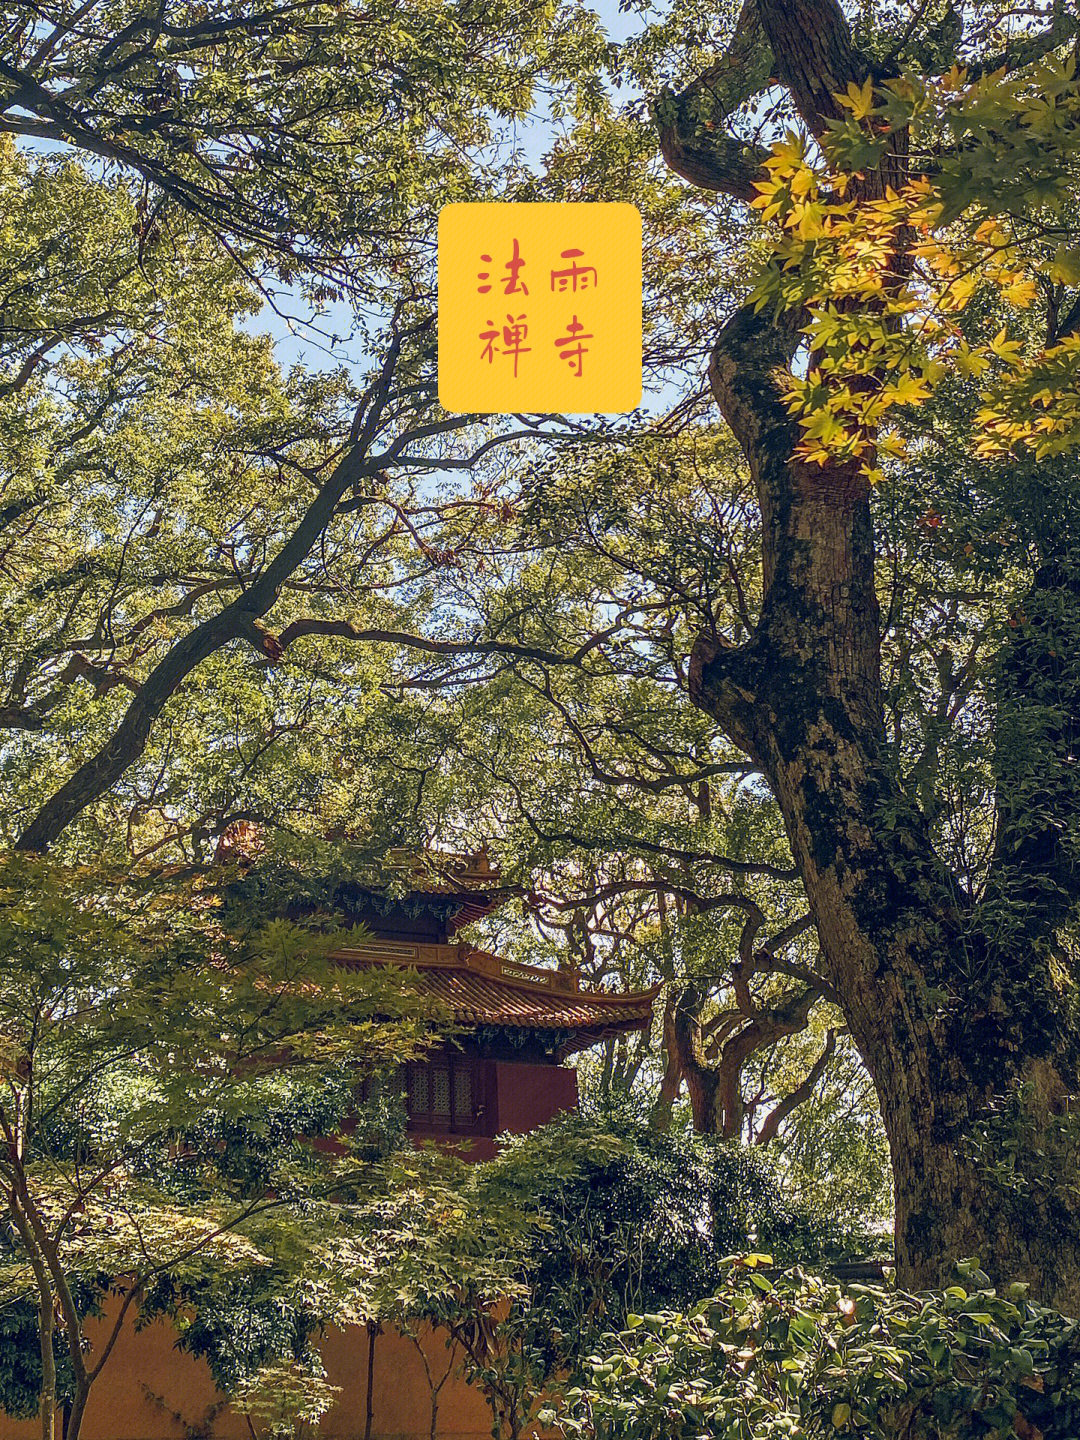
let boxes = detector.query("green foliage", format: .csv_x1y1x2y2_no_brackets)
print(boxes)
559,1258,1080,1440
357,1116,847,1440
760,1028,892,1234
0,850,435,1432
232,1362,342,1439
142,1265,328,1397
467,1117,847,1435
325,1117,631,1331
0,1304,42,1420
505,1114,842,1332
10,0,1080,1351
0,7,844,1225
1,0,607,289
0,9,740,868
0,1284,102,1420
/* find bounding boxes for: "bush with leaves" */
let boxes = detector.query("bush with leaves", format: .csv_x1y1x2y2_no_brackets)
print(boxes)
557,1256,1080,1440
507,1113,844,1350
232,1362,343,1440
366,1115,847,1440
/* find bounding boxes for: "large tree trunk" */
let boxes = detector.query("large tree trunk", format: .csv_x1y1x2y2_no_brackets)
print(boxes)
659,0,1080,1309
689,297,1080,1308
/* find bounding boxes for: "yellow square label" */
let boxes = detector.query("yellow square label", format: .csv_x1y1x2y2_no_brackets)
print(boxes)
438,203,642,414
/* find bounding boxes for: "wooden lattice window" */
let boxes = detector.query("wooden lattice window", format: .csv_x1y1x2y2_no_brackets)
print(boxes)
405,1057,486,1134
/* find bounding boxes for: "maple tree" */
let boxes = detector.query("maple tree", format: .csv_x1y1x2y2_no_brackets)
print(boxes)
0,852,441,1440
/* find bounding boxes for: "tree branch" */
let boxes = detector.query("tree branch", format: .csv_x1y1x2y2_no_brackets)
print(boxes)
755,1025,838,1145
13,324,417,852
654,0,772,200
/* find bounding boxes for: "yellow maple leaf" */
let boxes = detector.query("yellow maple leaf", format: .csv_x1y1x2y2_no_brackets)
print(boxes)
837,77,876,121
1001,279,1037,308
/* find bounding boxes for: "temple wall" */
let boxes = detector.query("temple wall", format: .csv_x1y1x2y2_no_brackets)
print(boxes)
409,1060,579,1159
0,1306,496,1440
492,1062,577,1134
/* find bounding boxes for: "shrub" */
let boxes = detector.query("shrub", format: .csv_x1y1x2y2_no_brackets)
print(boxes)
413,1116,848,1440
503,1113,844,1354
556,1256,1080,1440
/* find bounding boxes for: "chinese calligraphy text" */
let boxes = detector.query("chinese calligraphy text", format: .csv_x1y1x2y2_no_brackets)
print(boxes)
439,203,641,413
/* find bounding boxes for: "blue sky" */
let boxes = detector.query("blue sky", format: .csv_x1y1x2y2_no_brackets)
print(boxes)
247,0,655,374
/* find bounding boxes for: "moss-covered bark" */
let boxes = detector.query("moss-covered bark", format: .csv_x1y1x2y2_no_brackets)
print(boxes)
669,0,1080,1305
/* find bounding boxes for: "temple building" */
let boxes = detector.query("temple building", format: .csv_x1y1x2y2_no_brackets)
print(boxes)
331,849,658,1158
0,851,657,1440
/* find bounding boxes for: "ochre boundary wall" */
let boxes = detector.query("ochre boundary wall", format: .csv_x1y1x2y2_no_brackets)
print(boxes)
0,1304,496,1440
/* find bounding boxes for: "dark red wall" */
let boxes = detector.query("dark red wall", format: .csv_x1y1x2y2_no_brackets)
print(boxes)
493,1060,578,1135
408,1057,579,1160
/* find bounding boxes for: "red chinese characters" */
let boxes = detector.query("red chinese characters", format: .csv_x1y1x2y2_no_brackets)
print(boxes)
550,249,598,293
553,315,592,378
475,242,597,379
479,315,532,377
477,239,529,296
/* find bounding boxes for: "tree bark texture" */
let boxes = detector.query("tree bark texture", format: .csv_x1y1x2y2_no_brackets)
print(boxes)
672,0,1080,1307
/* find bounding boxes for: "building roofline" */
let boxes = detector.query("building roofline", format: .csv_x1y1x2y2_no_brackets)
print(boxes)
331,939,660,1026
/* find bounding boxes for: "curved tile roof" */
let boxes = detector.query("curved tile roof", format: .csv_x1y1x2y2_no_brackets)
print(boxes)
332,941,658,1041
413,964,657,1033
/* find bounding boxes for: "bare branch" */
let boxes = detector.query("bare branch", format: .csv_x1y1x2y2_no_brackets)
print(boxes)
755,1026,839,1145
